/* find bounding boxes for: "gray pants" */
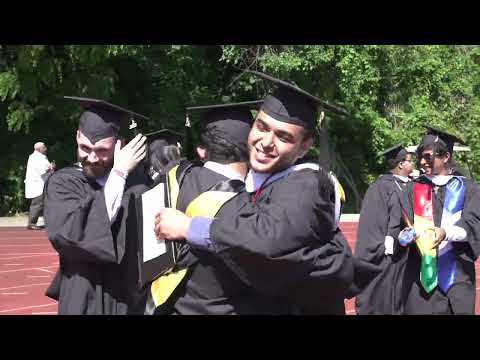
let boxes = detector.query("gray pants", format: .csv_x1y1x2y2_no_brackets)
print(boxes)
28,195,44,225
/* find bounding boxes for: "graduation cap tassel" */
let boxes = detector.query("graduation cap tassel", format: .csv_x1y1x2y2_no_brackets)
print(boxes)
465,158,476,180
129,114,139,139
315,111,334,200
184,113,194,160
316,111,331,173
432,135,439,175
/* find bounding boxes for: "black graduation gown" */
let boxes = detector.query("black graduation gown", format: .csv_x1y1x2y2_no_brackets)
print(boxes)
44,165,147,315
158,165,288,315
206,168,356,314
117,168,152,314
355,174,409,315
400,176,480,314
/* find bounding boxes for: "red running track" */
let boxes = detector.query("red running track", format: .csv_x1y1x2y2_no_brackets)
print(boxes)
0,227,58,315
341,222,480,315
0,223,478,315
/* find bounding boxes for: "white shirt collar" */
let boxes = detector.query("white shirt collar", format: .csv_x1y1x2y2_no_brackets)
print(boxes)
245,162,319,193
393,174,410,183
424,174,455,186
203,161,245,181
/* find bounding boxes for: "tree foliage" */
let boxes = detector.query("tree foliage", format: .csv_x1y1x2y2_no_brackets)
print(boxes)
1,45,479,214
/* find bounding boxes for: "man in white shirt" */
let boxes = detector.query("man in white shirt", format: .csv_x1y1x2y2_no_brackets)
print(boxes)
24,142,55,230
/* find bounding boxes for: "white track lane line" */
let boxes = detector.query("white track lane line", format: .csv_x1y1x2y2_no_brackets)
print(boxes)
31,312,56,315
35,268,55,274
0,254,56,260
0,253,56,256
0,245,52,247
0,265,57,274
0,283,51,291
0,303,57,314
2,292,27,295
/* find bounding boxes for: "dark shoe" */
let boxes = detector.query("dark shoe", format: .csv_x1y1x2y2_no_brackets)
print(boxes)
27,224,44,230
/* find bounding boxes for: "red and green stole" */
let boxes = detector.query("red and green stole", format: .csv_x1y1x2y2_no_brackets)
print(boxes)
412,177,465,293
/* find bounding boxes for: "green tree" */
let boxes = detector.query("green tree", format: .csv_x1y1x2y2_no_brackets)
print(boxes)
220,45,480,211
1,45,479,215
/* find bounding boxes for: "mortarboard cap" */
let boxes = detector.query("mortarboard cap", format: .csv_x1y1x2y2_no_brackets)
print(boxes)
246,70,348,130
419,126,466,154
144,129,183,173
65,96,149,144
144,128,184,151
380,143,412,167
185,100,263,151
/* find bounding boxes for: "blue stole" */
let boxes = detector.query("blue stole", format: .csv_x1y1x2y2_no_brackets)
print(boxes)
437,177,466,293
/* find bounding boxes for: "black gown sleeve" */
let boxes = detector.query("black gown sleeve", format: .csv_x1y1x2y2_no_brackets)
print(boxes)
355,181,387,265
44,170,119,263
387,188,404,251
354,179,408,314
209,171,355,309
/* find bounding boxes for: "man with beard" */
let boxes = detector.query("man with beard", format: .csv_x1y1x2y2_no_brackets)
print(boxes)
24,141,56,230
398,127,480,314
43,96,147,315
355,144,414,314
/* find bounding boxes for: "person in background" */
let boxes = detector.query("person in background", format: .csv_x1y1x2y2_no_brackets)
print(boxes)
399,127,480,314
24,141,55,230
44,96,147,315
355,144,414,314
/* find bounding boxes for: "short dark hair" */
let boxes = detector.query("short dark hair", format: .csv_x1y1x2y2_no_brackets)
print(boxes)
387,152,413,170
199,128,248,164
148,144,181,175
387,158,401,170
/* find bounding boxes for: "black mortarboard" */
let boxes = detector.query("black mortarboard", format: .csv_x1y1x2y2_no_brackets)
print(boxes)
246,70,348,130
144,129,183,173
419,126,466,154
380,144,411,167
65,96,149,144
145,129,184,152
185,100,262,151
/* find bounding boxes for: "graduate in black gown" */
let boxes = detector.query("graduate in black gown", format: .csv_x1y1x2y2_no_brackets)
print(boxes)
155,71,358,314
120,128,184,314
355,144,414,314
399,127,480,314
43,96,148,315
145,129,183,186
147,101,261,314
